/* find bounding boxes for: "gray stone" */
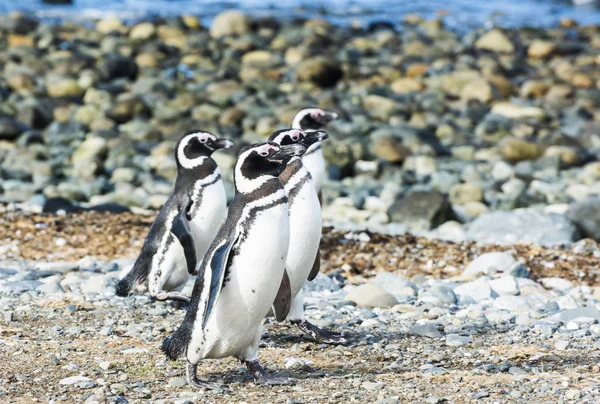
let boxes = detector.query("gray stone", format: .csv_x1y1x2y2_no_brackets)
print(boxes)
409,324,443,339
553,308,600,323
82,274,114,295
539,277,573,291
422,285,457,305
555,340,570,350
371,272,418,296
35,261,79,274
454,279,498,303
168,377,187,387
463,252,529,278
489,276,519,296
302,273,341,293
59,376,92,385
346,284,398,308
467,209,578,246
36,282,64,295
0,280,42,295
567,197,600,240
388,191,455,231
445,334,472,346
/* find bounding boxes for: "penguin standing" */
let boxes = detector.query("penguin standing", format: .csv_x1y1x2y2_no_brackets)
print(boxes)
291,108,339,201
268,129,347,344
116,131,233,303
162,141,306,389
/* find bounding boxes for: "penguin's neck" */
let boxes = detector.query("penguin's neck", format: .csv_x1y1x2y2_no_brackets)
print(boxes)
279,157,307,186
237,176,284,202
303,141,322,156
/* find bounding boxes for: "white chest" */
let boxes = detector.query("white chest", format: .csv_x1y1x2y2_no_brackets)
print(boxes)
301,148,326,192
189,179,227,259
187,201,290,362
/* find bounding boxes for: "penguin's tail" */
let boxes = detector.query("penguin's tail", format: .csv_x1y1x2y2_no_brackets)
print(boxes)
115,267,138,297
162,331,187,360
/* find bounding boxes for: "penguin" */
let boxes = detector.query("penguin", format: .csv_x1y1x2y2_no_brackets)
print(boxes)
162,141,307,389
268,128,347,344
290,108,339,201
116,131,234,303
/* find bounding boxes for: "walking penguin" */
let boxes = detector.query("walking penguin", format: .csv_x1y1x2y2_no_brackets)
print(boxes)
162,141,307,388
268,128,348,344
116,131,233,303
291,108,339,201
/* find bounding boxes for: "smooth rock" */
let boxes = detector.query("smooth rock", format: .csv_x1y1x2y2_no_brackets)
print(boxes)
347,283,398,308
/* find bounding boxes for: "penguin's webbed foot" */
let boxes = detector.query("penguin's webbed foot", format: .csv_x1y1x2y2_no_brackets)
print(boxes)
244,360,295,386
293,319,349,345
186,362,226,392
155,291,190,304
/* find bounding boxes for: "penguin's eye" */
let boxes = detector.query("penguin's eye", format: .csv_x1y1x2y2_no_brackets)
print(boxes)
199,138,207,143
259,151,269,157
291,135,299,141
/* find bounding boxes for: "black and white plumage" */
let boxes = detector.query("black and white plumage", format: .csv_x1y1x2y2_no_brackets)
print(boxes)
268,129,347,344
116,131,233,302
291,108,339,199
163,141,307,389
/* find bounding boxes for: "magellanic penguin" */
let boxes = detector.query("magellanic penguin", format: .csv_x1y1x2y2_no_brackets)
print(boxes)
162,141,307,389
268,129,347,344
291,108,339,201
116,131,234,303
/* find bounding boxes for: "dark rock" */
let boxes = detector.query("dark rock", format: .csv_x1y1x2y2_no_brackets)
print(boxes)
43,197,83,214
0,14,39,35
100,54,139,81
17,102,53,129
0,117,29,140
88,203,131,214
567,197,600,240
296,56,343,88
388,191,455,230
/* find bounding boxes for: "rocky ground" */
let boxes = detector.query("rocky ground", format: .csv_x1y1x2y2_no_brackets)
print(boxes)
2,8,600,404
2,211,600,403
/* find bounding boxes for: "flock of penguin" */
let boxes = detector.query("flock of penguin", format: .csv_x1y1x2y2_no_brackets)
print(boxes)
114,108,343,388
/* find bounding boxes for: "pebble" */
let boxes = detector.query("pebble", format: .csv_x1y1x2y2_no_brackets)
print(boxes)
445,334,472,347
346,284,398,308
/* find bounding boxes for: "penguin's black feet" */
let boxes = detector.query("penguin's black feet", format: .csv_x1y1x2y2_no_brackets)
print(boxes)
292,319,349,345
185,363,226,392
244,360,295,386
155,291,191,304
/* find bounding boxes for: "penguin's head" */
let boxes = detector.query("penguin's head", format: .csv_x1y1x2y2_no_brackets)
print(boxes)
291,108,339,130
268,128,306,146
175,130,234,170
269,128,330,149
235,142,307,191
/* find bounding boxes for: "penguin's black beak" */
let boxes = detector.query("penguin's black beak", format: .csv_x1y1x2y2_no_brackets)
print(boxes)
269,143,306,161
213,138,234,150
301,130,329,147
326,111,339,120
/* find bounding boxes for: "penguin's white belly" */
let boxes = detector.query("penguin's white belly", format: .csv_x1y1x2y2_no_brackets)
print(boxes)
189,203,290,361
148,238,188,296
302,149,326,193
189,182,227,263
287,184,322,298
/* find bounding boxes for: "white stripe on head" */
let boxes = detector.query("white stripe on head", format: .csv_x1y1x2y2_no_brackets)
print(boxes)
271,129,305,145
291,108,323,129
234,144,279,194
177,132,217,169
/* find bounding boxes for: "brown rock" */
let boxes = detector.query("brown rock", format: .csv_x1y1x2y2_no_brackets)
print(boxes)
391,78,424,94
500,138,544,163
296,56,343,88
475,29,514,53
528,40,556,58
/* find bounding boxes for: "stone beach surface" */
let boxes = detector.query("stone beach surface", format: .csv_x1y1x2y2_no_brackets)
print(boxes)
1,9,600,404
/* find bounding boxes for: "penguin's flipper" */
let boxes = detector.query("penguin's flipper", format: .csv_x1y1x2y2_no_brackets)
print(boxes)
272,269,292,322
171,209,197,275
307,250,321,281
201,235,239,329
